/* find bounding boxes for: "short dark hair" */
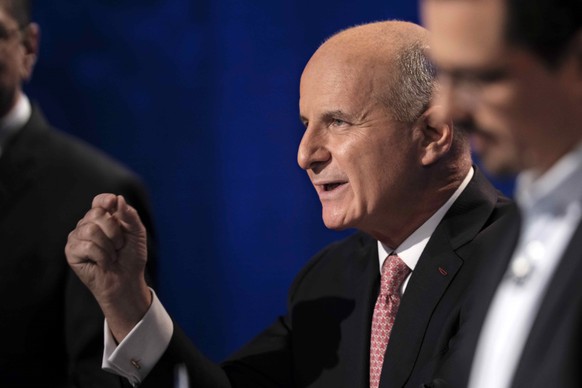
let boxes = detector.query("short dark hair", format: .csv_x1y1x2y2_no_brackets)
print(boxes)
1,0,32,28
506,0,582,67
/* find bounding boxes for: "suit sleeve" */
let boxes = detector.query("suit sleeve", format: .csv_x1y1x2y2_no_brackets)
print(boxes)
135,254,326,387
137,301,294,387
135,231,332,387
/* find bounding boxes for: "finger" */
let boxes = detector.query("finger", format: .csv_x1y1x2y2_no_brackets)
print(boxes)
113,195,145,235
69,221,119,262
76,206,110,228
75,207,125,251
66,237,112,270
78,206,112,225
91,193,119,213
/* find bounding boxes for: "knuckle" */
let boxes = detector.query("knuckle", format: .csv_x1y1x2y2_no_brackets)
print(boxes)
86,207,107,220
79,222,101,238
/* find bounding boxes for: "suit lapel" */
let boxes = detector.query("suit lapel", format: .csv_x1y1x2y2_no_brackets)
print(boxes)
381,229,463,387
379,168,500,387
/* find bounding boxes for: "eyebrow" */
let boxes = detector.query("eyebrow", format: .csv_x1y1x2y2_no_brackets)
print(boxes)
300,109,358,126
322,110,353,121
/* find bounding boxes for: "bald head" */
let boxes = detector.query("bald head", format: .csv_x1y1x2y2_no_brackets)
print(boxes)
298,21,471,242
306,21,435,123
320,20,429,58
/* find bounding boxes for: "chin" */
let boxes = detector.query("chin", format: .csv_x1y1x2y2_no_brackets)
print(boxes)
322,220,346,231
322,213,358,232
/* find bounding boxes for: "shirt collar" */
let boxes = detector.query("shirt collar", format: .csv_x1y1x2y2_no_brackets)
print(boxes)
0,92,31,156
516,141,582,214
377,167,475,273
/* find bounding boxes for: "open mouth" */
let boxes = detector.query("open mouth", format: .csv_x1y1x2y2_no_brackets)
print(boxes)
323,182,347,191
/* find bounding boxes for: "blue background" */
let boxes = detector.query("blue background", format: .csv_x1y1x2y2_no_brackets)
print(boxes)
27,1,511,361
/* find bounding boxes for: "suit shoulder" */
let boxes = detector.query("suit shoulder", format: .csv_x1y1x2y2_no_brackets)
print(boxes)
14,119,152,216
42,127,138,181
486,192,515,226
288,232,375,298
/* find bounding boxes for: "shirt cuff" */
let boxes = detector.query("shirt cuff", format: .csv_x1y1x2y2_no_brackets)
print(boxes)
102,289,173,386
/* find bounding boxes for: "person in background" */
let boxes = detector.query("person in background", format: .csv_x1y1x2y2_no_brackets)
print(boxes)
0,0,157,386
422,0,582,386
65,21,510,387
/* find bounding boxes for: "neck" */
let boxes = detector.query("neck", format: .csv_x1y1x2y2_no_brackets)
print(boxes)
529,139,582,177
372,163,470,248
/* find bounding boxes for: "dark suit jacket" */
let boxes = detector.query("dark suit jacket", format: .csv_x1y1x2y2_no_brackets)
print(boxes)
0,106,157,387
428,205,582,388
139,168,511,388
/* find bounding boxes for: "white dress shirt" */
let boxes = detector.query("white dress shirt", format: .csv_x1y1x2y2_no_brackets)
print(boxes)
469,142,582,388
104,168,475,385
103,289,173,386
0,93,31,157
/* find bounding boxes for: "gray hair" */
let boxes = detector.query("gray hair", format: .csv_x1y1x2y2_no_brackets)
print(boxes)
381,42,437,123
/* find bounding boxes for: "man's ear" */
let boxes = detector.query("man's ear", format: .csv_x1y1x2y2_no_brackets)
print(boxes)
20,23,40,81
415,105,454,166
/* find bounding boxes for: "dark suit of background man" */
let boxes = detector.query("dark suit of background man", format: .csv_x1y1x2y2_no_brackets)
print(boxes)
422,0,582,386
65,21,510,388
0,1,158,386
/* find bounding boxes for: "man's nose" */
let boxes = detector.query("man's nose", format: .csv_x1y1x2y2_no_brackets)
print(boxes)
297,126,330,172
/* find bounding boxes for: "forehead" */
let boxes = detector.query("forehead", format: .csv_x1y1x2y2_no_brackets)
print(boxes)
0,3,17,26
422,0,508,69
299,49,392,114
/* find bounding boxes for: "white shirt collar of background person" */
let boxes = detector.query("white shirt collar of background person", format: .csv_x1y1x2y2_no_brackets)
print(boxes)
378,167,475,294
468,141,582,388
516,141,582,214
0,92,31,157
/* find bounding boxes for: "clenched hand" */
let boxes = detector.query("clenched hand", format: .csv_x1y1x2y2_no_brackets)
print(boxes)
65,193,152,342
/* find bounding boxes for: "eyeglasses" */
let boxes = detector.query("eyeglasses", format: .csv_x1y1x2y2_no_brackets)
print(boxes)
0,25,23,43
438,66,510,93
436,64,512,109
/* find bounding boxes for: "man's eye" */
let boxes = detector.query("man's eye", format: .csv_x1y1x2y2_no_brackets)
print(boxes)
440,67,510,89
473,68,509,84
0,27,11,40
331,118,347,127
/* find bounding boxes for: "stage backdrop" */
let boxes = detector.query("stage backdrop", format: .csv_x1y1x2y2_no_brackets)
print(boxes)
28,1,512,361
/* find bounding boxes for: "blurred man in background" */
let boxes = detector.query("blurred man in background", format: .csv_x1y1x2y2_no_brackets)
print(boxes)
422,0,582,386
0,1,157,386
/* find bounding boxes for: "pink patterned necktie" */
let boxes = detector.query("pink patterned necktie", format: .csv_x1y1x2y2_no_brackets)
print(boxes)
369,254,411,388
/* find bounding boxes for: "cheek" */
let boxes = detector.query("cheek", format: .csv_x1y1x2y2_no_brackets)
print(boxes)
503,92,554,147
477,83,524,132
359,150,408,201
340,156,382,207
335,130,410,197
501,71,565,133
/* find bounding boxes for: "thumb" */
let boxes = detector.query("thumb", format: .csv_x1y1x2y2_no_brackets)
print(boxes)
114,195,145,236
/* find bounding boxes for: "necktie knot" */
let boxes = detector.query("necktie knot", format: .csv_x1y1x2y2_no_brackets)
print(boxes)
379,254,410,297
